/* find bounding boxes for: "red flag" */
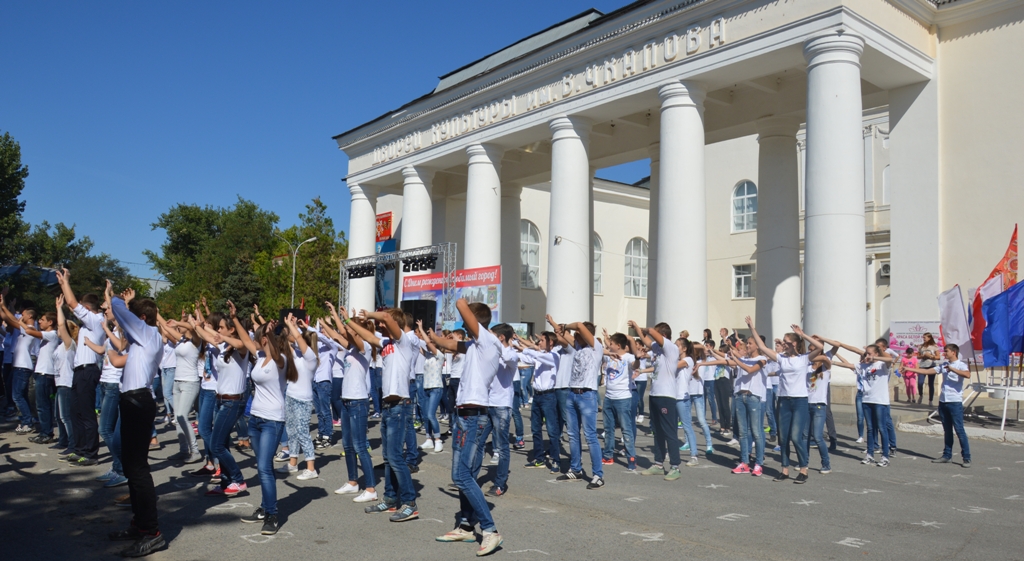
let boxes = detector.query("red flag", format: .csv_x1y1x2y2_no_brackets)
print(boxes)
970,225,1018,350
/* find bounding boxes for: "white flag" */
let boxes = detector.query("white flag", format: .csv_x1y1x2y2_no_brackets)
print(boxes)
939,285,973,357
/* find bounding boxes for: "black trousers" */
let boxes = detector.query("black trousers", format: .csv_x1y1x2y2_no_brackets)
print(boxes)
120,389,159,533
713,377,733,432
825,386,837,441
649,395,681,467
71,364,101,458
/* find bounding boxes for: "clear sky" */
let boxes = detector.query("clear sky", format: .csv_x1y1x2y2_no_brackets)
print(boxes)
2,1,648,280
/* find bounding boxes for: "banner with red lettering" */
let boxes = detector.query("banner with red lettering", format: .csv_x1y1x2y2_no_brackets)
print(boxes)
401,266,502,329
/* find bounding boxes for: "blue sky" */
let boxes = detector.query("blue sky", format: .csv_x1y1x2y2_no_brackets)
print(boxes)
2,1,648,280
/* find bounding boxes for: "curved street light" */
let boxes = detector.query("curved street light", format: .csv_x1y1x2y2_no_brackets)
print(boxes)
275,233,318,308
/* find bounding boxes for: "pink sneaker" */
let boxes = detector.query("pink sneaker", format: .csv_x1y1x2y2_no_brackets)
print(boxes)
223,482,247,495
731,463,750,474
751,464,763,477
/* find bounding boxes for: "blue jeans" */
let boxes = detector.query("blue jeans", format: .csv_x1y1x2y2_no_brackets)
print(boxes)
413,374,425,422
56,386,74,448
855,390,865,439
689,394,713,448
11,367,33,425
161,367,175,419
777,396,809,468
212,398,245,484
370,367,382,413
530,391,561,463
197,389,216,463
634,381,647,417
511,381,524,439
703,381,717,421
452,411,496,532
566,390,602,477
938,401,971,461
734,393,765,466
602,396,636,461
808,403,830,470
98,382,123,474
233,385,250,441
422,386,443,438
864,402,891,459
886,408,897,450
404,397,420,467
380,401,416,505
35,374,57,436
313,380,333,439
477,406,512,490
520,367,534,401
248,416,284,515
675,398,699,460
341,398,375,488
764,387,778,437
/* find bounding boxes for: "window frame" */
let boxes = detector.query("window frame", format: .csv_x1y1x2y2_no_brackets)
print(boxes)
623,237,649,298
520,219,541,289
732,263,755,300
593,233,603,295
731,180,758,233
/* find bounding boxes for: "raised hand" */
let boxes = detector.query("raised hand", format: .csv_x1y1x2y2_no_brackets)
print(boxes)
226,300,237,318
744,316,753,328
56,295,65,309
324,301,335,313
254,304,260,316
121,287,136,304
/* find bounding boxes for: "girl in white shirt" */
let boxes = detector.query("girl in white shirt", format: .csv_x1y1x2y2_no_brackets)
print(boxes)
673,338,700,468
54,298,79,454
685,347,715,458
278,319,320,480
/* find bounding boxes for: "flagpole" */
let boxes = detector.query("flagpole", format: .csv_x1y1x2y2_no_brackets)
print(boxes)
1002,354,1020,432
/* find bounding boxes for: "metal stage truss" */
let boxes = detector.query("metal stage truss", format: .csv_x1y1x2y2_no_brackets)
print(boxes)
338,242,458,323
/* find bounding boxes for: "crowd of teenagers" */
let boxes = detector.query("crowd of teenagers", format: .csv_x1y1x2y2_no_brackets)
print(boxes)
0,272,975,558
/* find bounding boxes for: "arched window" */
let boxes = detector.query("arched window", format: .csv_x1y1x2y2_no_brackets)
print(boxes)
624,237,648,298
520,220,541,289
732,180,758,232
593,233,603,295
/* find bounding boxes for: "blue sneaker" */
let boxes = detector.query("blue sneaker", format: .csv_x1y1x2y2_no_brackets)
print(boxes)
706,446,715,455
104,474,129,488
273,451,290,462
679,443,690,452
95,470,118,482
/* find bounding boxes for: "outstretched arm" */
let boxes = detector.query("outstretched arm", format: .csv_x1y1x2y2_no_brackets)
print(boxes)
56,296,74,348
456,298,479,340
565,322,595,348
227,301,259,355
344,308,382,348
744,316,777,361
56,268,79,310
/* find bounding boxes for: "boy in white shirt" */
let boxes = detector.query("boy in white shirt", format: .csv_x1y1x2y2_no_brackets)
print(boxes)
599,331,639,471
473,323,518,497
905,344,971,467
517,332,561,473
551,317,605,489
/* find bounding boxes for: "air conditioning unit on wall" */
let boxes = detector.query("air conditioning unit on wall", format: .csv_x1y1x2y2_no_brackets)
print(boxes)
879,262,891,278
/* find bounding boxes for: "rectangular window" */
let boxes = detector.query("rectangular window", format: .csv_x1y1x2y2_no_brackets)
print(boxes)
733,264,754,299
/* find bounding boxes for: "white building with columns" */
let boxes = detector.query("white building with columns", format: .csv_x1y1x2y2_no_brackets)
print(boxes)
335,0,1024,398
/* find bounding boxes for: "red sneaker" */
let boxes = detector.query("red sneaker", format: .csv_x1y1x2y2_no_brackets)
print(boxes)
731,463,750,474
601,458,614,465
751,464,763,477
223,482,247,495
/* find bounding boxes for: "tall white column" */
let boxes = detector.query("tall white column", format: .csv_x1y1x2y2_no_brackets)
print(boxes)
645,143,660,325
500,183,523,323
754,117,802,342
657,81,707,333
347,182,377,312
464,144,503,269
803,30,866,386
547,115,592,322
401,165,434,251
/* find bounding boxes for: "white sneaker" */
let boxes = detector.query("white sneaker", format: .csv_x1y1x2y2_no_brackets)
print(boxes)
353,489,378,503
334,482,359,495
276,464,298,475
490,453,500,465
297,469,319,481
420,439,434,450
726,439,739,446
433,440,444,453
635,415,643,423
855,437,865,444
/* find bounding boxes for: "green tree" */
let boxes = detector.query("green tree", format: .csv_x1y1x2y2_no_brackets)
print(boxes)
0,131,30,264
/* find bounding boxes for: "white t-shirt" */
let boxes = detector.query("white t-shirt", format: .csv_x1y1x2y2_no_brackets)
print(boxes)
381,333,416,400
100,338,124,385
635,357,650,382
603,353,635,401
72,304,107,368
34,331,60,375
314,334,338,384
776,354,811,398
734,356,768,400
173,341,201,382
456,328,501,407
554,345,575,389
160,342,177,370
938,360,968,403
807,365,831,404
698,361,715,383
423,352,444,389
250,352,287,422
450,352,465,379
342,342,372,400
689,361,708,396
649,341,680,398
55,341,76,388
522,348,558,392
212,343,249,396
675,356,694,400
286,346,318,402
569,340,603,390
765,360,780,388
200,354,218,391
858,361,891,405
12,327,37,370
488,345,518,408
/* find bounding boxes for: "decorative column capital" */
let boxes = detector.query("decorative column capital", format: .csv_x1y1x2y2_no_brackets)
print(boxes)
501,182,523,199
549,115,592,144
803,29,864,70
402,165,435,185
347,182,377,203
658,80,706,110
755,116,801,142
466,143,504,167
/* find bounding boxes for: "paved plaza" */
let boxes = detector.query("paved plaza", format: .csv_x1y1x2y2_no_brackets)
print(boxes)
1,413,1022,561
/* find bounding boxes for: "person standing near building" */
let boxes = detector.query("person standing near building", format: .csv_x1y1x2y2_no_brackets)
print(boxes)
0,300,38,435
551,317,604,489
104,283,165,557
830,342,894,466
917,332,940,406
598,330,638,471
904,345,971,467
630,320,683,481
1,299,57,443
516,332,561,473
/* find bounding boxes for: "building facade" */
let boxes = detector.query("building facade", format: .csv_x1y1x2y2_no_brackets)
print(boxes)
335,0,1024,391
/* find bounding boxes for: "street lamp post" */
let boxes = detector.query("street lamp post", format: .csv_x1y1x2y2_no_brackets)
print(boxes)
276,234,318,308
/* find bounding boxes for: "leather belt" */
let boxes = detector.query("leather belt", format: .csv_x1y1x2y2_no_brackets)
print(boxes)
216,393,243,401
456,407,488,417
570,388,594,394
